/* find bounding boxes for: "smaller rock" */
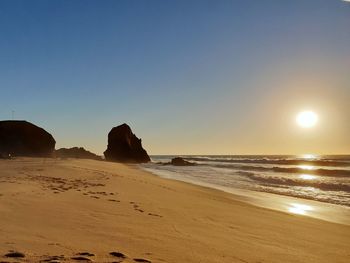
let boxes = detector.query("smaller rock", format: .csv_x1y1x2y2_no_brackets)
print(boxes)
165,157,196,166
55,147,102,160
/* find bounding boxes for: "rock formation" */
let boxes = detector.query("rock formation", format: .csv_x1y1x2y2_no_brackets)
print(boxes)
0,120,56,157
55,147,102,160
165,157,196,166
104,123,150,163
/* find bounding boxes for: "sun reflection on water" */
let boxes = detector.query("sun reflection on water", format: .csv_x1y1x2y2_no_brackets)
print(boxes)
298,165,315,170
299,174,317,180
288,203,313,215
301,154,317,160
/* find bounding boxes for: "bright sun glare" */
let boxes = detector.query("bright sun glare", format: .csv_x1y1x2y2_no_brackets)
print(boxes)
288,203,314,215
296,111,318,128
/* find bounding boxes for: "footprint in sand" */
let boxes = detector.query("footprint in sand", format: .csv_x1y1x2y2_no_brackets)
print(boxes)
133,258,152,263
71,256,93,261
130,202,144,213
108,199,120,202
110,251,127,261
130,202,162,217
77,252,95,257
148,213,163,218
41,255,65,262
134,205,144,213
70,251,95,261
4,251,25,258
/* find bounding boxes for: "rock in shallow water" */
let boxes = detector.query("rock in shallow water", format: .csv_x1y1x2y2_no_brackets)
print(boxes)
169,157,196,166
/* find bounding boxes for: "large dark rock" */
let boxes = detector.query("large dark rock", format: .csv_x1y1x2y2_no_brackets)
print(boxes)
55,147,102,160
0,120,55,157
104,123,150,163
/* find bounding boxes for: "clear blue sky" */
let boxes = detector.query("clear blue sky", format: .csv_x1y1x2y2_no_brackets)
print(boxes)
0,0,349,155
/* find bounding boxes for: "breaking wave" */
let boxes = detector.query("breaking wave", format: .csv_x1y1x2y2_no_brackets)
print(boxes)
184,156,350,167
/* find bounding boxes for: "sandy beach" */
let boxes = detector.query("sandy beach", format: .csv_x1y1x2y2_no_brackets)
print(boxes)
0,158,349,263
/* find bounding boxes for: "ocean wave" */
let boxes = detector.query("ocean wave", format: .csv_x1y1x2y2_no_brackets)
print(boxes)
208,163,350,177
253,186,350,207
239,172,350,192
151,159,350,177
271,166,350,177
184,156,350,167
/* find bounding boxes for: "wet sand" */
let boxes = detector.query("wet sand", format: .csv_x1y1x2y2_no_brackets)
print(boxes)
154,178,350,225
0,158,349,262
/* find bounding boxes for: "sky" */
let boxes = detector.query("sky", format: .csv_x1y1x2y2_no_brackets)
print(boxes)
0,0,349,155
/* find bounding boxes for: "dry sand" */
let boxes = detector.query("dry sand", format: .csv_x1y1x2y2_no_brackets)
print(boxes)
0,158,349,263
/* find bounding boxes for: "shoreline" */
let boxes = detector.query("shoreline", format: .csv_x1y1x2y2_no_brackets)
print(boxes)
0,158,349,262
141,165,350,225
145,155,350,208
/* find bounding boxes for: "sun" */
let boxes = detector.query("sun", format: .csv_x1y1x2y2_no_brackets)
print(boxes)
296,111,318,128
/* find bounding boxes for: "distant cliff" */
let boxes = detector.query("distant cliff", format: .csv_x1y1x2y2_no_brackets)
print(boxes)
104,123,150,163
0,120,56,157
55,147,102,160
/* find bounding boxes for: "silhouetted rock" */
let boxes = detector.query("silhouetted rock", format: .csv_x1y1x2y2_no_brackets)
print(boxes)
168,157,196,166
104,124,150,163
0,120,55,157
0,153,11,159
55,147,102,160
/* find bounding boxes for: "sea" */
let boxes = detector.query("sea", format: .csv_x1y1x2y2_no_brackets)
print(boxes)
140,155,350,208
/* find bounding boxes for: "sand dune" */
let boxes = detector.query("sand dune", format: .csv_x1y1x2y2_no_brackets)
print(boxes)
0,158,349,262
